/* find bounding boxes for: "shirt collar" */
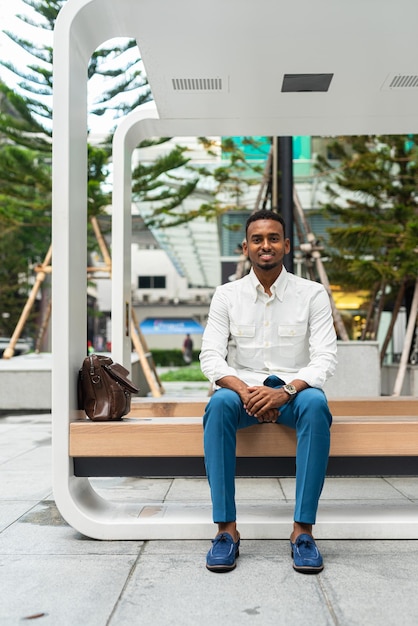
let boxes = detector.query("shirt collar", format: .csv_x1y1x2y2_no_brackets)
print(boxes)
248,266,288,302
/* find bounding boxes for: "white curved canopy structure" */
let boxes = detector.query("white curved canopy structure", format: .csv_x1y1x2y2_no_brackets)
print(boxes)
52,0,418,539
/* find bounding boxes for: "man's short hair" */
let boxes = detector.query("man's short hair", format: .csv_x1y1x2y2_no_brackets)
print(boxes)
245,209,286,238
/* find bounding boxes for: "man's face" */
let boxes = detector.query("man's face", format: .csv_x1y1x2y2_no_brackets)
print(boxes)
243,219,290,272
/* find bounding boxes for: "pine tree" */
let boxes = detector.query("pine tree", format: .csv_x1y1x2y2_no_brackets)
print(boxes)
1,0,151,130
315,135,418,356
0,1,266,341
1,1,263,227
134,136,265,228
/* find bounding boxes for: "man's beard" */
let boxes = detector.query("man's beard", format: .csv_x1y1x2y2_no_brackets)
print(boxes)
254,259,279,271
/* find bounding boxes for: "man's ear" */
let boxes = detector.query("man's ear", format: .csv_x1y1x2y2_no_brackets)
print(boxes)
285,238,291,254
242,240,249,256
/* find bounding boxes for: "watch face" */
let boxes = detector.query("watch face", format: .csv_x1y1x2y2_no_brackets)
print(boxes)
284,384,297,395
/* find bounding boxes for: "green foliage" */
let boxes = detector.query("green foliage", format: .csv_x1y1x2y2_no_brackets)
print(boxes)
159,362,208,383
315,135,418,296
2,0,151,129
137,136,265,228
150,349,200,367
132,145,200,227
88,39,151,120
0,226,41,336
0,1,267,342
0,83,50,148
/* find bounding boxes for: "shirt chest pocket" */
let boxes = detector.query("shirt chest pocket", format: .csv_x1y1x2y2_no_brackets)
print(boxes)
230,323,257,362
277,324,307,358
230,323,256,341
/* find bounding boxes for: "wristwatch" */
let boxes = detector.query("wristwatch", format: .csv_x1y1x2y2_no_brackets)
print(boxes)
283,383,297,401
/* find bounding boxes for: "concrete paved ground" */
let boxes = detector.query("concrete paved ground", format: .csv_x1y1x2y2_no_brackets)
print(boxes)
1,407,418,625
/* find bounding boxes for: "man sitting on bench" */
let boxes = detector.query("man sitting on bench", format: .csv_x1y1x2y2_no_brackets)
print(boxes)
200,209,337,574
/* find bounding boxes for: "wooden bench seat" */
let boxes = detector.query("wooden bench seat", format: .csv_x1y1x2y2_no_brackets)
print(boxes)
127,396,418,419
70,397,418,466
70,414,418,458
65,398,418,538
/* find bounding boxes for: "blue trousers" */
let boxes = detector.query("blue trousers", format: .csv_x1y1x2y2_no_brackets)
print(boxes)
203,376,332,524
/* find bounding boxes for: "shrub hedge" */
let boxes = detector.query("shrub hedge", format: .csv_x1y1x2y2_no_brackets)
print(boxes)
150,349,200,367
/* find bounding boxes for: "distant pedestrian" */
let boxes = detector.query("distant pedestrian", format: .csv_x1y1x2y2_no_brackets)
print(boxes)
182,333,193,364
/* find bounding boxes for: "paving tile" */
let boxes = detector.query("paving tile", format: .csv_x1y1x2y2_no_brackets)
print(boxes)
2,445,52,471
0,501,143,556
235,477,285,500
0,554,138,626
0,501,39,532
110,540,334,626
0,426,51,465
319,540,418,626
0,469,52,500
164,477,211,501
280,477,407,501
385,476,418,500
164,478,285,503
90,477,174,501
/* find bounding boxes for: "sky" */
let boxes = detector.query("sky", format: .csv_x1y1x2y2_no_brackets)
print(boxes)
0,0,37,83
0,0,118,134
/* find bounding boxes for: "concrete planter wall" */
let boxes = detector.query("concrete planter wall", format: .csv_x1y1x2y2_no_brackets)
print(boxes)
324,341,381,398
381,363,418,396
0,353,148,412
4,343,418,409
0,353,52,412
0,341,385,412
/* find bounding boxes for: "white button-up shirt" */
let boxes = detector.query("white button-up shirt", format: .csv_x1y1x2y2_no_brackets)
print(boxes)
200,267,337,389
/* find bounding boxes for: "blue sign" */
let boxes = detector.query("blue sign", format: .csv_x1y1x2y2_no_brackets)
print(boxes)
140,318,205,335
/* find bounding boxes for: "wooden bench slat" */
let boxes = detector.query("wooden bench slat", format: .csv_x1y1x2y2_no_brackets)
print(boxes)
129,397,418,418
70,416,418,458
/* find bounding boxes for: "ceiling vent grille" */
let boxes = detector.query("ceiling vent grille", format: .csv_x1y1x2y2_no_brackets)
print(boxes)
389,74,418,88
382,74,418,90
172,77,223,91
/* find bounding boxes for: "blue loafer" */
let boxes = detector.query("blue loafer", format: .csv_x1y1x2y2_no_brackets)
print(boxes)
290,533,324,574
206,532,240,572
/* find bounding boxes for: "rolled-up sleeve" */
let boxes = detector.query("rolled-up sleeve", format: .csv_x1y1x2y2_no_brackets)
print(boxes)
199,288,238,383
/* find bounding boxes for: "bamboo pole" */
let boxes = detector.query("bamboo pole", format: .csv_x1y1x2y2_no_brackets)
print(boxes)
361,282,379,340
253,147,273,213
35,299,52,353
2,246,52,359
380,281,405,366
293,189,349,341
130,317,162,398
131,308,164,395
392,276,418,396
3,219,114,360
90,216,112,275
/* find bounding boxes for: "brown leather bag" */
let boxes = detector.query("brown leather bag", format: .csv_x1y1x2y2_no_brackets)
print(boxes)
78,354,139,421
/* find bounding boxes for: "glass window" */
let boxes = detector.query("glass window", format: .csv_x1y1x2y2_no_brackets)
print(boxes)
138,276,151,288
153,276,166,288
138,275,166,289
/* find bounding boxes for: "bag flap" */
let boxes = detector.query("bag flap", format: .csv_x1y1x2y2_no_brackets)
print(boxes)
103,363,139,394
81,354,112,380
